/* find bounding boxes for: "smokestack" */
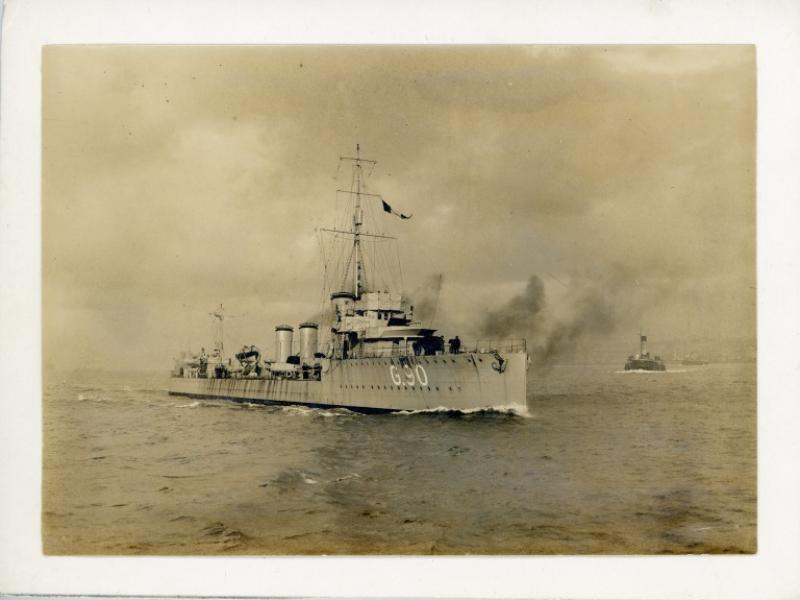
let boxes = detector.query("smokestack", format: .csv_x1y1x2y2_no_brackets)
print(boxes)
275,325,294,363
298,322,318,363
640,334,648,356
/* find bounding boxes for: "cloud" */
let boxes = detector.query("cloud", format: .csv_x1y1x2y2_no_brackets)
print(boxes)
42,46,755,371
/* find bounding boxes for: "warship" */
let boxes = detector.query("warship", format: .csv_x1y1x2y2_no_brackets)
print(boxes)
168,146,529,413
624,334,666,371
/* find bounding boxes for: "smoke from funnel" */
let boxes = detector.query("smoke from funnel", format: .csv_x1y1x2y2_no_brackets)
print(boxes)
479,275,548,339
408,273,444,325
479,274,618,370
533,286,616,368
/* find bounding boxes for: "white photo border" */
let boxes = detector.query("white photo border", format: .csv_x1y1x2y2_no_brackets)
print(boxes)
1,0,798,598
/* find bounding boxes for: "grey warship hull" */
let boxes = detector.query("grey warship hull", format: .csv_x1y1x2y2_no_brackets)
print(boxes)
168,351,528,413
169,147,529,413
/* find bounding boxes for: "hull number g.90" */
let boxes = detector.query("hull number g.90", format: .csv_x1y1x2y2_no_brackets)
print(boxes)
390,364,428,386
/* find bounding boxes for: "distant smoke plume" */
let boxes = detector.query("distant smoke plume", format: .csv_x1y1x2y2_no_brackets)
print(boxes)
479,276,548,339
534,286,616,368
479,274,617,370
409,274,444,325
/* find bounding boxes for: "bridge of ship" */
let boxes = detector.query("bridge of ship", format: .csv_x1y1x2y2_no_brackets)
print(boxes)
329,289,526,359
342,335,527,359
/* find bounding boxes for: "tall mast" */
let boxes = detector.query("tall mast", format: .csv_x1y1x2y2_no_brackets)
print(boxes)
334,145,378,299
210,303,225,355
354,143,363,298
207,304,244,357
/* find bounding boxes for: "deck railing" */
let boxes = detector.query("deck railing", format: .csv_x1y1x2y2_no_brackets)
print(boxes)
455,338,527,354
348,338,527,359
175,339,529,374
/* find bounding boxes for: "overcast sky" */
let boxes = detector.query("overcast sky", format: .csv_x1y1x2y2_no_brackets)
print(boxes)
42,45,755,372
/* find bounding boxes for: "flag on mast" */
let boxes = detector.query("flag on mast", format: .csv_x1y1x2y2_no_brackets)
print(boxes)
381,199,412,220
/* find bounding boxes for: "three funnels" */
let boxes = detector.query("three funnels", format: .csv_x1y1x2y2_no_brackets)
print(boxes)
275,323,318,363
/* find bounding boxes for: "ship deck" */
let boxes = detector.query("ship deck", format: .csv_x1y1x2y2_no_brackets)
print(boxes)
168,351,528,413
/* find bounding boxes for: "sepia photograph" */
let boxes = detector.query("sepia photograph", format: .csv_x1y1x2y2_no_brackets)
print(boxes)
39,44,758,556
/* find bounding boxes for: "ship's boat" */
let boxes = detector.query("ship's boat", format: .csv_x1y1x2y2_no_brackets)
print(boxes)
168,146,529,413
624,334,666,371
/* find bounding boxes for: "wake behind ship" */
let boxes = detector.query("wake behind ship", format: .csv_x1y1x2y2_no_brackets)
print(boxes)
168,146,529,413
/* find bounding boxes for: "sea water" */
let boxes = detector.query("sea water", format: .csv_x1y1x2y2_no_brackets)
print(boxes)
42,362,756,554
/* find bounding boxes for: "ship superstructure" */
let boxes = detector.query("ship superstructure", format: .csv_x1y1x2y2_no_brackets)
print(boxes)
168,146,529,413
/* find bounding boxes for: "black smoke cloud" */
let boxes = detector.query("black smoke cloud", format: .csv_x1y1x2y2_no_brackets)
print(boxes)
479,274,618,370
479,276,548,340
534,286,616,368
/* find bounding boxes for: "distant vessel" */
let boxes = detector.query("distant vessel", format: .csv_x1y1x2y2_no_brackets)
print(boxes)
680,354,710,366
671,349,710,366
624,334,666,371
168,146,529,413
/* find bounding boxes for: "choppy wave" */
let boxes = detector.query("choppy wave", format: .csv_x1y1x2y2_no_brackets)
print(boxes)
228,402,273,411
175,401,201,409
278,405,360,419
173,400,359,418
330,472,361,483
175,399,233,410
199,522,250,550
260,469,361,489
44,364,756,555
259,468,321,488
174,400,524,418
392,404,530,417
